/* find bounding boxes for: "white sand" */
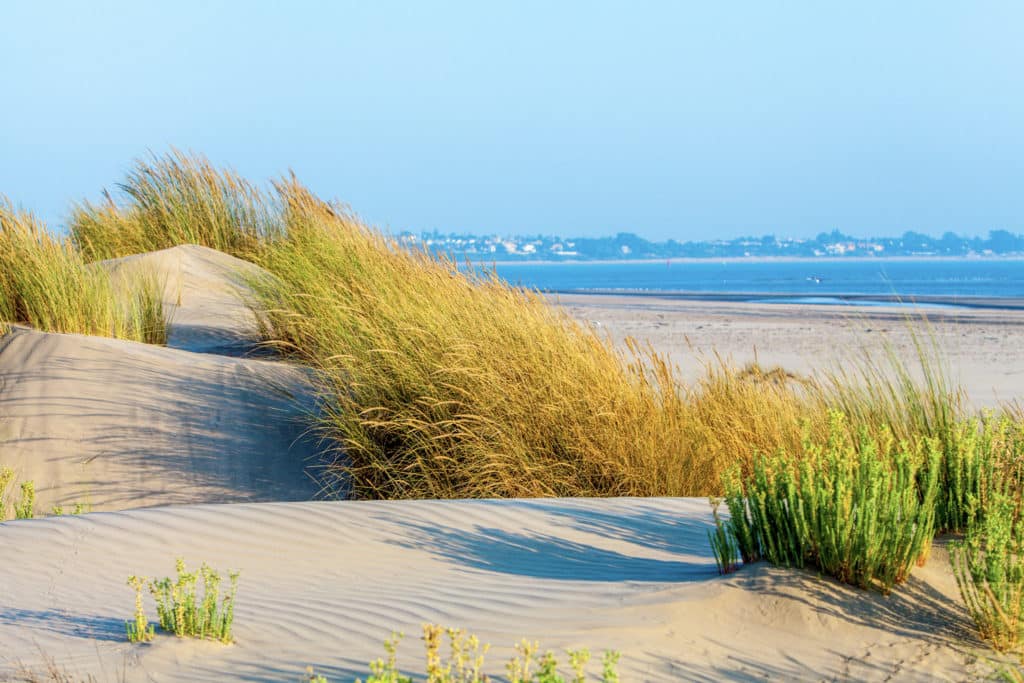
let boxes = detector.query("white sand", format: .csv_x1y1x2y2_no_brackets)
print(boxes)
555,293,1024,409
0,499,990,682
0,248,1015,681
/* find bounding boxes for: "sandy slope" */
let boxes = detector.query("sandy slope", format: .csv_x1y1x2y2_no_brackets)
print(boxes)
0,498,993,682
0,245,325,512
102,244,268,356
0,327,323,512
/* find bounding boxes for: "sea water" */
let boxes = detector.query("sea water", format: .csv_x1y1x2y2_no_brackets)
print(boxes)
482,258,1024,307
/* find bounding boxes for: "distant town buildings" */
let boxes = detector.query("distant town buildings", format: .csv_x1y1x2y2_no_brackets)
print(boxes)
397,229,1024,261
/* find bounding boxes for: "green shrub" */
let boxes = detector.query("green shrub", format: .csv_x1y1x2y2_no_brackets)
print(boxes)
952,489,1024,654
14,480,35,520
125,559,239,644
936,417,1024,533
51,502,91,516
354,624,619,683
719,414,941,593
0,467,13,519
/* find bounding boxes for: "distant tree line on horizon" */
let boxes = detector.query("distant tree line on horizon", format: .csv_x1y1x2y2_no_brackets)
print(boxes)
403,228,1024,261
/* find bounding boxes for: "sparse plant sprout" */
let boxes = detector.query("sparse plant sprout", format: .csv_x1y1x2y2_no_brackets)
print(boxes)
600,651,621,683
359,625,618,682
568,649,591,683
0,466,14,519
358,631,411,683
50,501,90,517
14,480,35,520
303,666,330,683
125,559,239,644
707,497,740,575
125,575,154,643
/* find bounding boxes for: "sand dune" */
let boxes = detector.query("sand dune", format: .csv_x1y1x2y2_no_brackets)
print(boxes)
102,244,267,356
0,244,325,513
0,498,989,682
0,247,1015,680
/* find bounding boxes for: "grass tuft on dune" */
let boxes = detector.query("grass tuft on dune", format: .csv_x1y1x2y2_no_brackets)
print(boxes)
0,198,168,344
70,148,282,263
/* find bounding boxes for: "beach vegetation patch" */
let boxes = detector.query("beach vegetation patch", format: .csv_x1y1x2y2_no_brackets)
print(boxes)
353,624,620,683
124,559,239,644
0,467,14,519
952,491,1024,654
0,198,168,344
14,480,35,520
70,148,281,262
716,414,940,593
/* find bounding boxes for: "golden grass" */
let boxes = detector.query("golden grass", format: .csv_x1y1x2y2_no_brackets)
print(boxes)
248,180,818,497
60,150,989,499
0,198,167,344
70,148,281,262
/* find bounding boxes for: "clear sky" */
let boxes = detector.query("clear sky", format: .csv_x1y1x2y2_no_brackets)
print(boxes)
1,1,1022,240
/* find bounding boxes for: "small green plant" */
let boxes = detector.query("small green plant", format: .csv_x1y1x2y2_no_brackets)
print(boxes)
600,651,620,683
51,501,92,516
14,480,35,519
125,559,239,644
303,666,330,683
0,466,14,519
358,624,619,683
952,490,1024,654
125,575,155,643
707,497,740,574
720,413,941,593
358,631,412,683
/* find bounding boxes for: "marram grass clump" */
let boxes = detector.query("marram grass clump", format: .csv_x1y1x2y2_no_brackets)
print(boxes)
62,150,986,501
70,148,281,262
349,624,620,683
125,559,239,644
0,198,168,344
717,413,941,593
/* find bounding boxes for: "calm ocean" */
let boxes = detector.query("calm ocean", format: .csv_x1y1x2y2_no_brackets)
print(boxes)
484,258,1024,308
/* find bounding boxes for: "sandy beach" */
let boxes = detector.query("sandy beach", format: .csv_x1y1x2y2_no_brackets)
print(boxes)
555,292,1024,409
1,246,1019,681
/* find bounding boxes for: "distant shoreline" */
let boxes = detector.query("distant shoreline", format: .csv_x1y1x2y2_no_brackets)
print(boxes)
548,290,1024,312
473,255,1024,266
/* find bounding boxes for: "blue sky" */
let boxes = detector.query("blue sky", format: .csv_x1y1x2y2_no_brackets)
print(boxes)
1,1,1022,240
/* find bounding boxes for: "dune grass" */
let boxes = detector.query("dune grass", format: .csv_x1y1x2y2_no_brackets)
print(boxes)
252,179,847,498
70,148,281,263
63,150,992,501
0,199,168,344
